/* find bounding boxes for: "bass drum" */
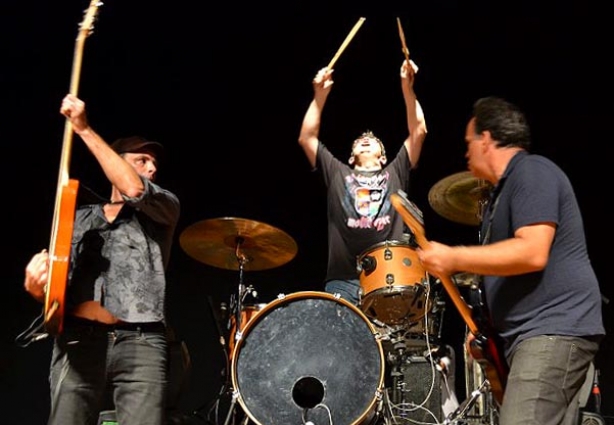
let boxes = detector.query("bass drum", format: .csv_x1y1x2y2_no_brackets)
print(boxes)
231,291,385,425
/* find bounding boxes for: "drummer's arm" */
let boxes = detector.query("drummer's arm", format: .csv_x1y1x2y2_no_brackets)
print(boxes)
401,59,427,168
299,67,334,169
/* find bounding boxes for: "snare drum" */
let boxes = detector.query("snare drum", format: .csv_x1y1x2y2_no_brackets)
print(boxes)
358,240,431,326
231,291,385,425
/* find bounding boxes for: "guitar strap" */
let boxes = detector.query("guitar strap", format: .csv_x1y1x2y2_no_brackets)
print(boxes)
480,176,505,246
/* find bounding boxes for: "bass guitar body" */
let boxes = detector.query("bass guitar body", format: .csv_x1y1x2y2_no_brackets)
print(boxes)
45,179,79,335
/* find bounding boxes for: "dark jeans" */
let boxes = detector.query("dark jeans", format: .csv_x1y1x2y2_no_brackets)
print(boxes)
499,334,600,425
324,278,361,306
48,317,168,425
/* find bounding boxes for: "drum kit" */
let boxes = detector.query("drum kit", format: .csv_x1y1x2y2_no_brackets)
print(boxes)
179,172,497,425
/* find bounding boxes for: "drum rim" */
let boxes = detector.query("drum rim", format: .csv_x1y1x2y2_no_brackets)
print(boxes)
357,239,414,258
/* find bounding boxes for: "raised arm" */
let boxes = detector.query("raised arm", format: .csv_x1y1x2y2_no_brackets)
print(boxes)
400,59,427,168
298,67,334,169
60,94,146,199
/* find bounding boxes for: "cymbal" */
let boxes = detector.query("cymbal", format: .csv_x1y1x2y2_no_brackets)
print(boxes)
180,217,298,271
428,171,492,226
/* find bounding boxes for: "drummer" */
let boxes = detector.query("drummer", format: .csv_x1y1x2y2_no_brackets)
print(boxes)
297,58,427,305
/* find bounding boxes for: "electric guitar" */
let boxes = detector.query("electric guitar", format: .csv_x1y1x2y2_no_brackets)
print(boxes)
391,190,508,406
44,0,102,335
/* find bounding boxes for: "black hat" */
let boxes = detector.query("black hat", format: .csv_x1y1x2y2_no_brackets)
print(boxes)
111,136,164,160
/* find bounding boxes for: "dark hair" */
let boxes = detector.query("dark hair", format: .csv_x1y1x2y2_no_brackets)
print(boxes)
472,97,531,150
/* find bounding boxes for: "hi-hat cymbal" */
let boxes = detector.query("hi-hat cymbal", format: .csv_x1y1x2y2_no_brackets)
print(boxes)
428,171,492,226
180,217,298,271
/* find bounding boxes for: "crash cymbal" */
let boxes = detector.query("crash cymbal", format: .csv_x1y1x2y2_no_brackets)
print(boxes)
428,171,492,226
180,217,298,271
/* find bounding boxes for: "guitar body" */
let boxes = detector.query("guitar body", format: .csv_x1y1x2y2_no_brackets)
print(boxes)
466,332,507,406
45,179,79,335
390,190,508,406
464,283,509,405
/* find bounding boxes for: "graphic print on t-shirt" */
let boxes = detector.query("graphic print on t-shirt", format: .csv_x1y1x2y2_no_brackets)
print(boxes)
346,171,392,231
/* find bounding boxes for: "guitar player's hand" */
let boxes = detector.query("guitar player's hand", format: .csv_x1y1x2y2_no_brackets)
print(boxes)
60,94,90,133
417,240,457,278
24,249,49,303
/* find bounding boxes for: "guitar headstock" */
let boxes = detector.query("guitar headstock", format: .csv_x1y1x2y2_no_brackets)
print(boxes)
78,0,103,39
391,190,426,244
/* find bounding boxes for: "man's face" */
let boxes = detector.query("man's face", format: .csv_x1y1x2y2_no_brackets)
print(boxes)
123,151,158,182
352,136,383,158
464,118,487,178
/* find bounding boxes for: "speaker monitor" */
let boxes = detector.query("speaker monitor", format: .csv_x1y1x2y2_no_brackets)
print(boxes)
393,358,444,422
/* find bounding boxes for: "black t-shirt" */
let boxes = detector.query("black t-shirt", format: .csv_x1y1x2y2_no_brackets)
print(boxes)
316,143,413,281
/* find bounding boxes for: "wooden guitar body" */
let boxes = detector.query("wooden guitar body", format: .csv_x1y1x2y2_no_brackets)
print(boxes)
44,179,79,335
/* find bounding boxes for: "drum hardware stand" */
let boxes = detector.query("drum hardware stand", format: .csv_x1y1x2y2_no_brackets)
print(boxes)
193,239,260,425
221,389,244,425
387,332,409,409
232,237,251,334
442,379,498,425
222,238,259,425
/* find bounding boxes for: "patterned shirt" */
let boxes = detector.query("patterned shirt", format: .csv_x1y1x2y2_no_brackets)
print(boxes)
67,176,180,322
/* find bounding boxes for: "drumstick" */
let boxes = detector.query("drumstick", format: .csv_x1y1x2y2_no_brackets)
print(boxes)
396,17,410,63
327,17,366,69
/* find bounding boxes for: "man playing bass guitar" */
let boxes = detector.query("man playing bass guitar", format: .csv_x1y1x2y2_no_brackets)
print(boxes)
23,94,180,425
415,97,604,425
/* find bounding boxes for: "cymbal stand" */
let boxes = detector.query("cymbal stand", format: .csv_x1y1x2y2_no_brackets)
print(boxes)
233,236,255,338
223,237,256,425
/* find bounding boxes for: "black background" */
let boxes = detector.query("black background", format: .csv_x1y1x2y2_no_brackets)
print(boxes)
2,1,612,423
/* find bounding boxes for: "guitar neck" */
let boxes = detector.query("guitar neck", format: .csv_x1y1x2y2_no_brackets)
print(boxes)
390,192,479,335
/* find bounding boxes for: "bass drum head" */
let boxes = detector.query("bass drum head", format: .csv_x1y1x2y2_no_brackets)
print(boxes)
231,291,384,425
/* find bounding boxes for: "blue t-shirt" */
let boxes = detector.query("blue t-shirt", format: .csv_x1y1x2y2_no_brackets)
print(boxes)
481,151,604,357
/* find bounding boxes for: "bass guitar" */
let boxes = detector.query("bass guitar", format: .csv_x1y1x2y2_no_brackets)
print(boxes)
44,0,102,335
391,190,508,406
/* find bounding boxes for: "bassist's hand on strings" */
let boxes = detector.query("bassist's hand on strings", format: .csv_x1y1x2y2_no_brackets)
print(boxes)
24,249,49,303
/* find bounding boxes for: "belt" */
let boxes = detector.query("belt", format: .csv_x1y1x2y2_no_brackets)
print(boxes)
65,315,166,333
